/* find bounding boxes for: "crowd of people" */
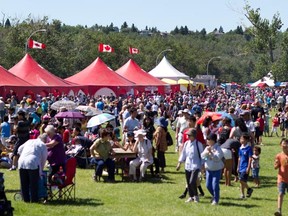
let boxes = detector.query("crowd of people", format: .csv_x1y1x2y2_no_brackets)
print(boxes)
0,86,288,215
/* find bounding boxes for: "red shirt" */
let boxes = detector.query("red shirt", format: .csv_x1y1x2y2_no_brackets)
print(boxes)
62,129,70,143
256,117,265,131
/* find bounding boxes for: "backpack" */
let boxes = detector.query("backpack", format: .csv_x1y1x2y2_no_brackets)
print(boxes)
166,131,173,146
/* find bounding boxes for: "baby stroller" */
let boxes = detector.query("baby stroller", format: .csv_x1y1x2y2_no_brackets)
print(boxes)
14,171,48,202
66,137,93,168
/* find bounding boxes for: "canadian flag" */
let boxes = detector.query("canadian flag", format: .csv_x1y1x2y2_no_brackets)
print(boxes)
27,39,46,49
129,47,139,54
98,43,114,53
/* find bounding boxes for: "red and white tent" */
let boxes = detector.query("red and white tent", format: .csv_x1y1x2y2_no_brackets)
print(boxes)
9,54,71,87
65,57,134,96
9,54,80,98
116,59,173,94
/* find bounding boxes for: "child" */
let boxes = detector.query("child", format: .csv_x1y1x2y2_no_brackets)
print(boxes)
238,133,253,199
271,113,280,137
256,112,264,145
251,146,261,187
264,112,270,137
274,138,288,216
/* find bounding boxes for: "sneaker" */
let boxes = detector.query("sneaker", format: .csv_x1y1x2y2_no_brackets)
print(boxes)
247,188,254,197
179,193,187,199
185,197,194,203
194,196,199,203
240,195,245,199
274,211,282,216
9,167,16,171
211,200,218,205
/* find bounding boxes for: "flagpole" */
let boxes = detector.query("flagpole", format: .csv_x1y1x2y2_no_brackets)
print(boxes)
25,29,47,53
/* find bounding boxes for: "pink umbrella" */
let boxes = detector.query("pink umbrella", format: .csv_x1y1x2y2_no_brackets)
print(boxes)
55,111,84,119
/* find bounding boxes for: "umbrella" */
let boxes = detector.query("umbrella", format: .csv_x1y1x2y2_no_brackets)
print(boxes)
217,111,235,127
87,113,115,128
55,111,84,119
50,100,76,111
76,106,102,116
197,112,222,125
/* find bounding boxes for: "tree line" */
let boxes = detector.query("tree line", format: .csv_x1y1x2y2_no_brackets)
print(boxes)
0,5,287,84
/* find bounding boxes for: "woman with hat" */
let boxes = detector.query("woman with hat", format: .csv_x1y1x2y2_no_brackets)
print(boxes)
154,117,168,174
176,128,204,203
129,129,153,181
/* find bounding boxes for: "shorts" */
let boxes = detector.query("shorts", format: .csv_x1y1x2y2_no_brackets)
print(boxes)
264,125,269,133
239,171,249,182
222,148,232,160
252,168,259,179
278,182,288,195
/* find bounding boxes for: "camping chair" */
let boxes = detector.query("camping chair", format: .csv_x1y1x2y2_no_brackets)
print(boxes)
48,157,77,201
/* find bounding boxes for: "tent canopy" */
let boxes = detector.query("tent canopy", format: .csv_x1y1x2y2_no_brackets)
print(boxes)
162,78,192,85
251,72,275,87
116,59,167,86
9,54,71,86
148,56,189,80
0,65,31,86
66,57,134,86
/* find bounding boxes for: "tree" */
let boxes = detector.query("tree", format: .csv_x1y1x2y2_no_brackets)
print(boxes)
131,23,138,33
244,3,283,63
234,26,244,35
219,26,224,33
200,28,207,37
121,21,128,30
272,32,288,81
4,19,11,28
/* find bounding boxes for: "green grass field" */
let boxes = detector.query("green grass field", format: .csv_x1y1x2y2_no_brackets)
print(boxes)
3,130,285,216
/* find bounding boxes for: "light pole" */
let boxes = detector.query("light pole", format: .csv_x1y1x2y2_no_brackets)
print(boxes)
25,29,47,53
156,48,172,66
206,56,221,75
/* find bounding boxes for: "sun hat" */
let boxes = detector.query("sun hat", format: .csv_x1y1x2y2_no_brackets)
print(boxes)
178,110,183,115
158,116,168,128
182,108,191,114
134,129,147,138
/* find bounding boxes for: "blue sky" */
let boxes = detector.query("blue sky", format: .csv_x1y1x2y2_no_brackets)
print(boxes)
1,0,288,32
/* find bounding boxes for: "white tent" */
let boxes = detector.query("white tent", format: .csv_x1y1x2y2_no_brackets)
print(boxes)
148,56,189,80
251,72,275,87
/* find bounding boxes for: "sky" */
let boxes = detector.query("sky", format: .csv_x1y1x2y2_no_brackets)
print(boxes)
1,0,288,32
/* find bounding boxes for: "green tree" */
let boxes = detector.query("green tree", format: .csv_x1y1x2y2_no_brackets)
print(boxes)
244,3,282,63
4,18,11,28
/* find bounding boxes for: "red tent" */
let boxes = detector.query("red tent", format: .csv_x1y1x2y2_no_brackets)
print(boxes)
0,66,31,86
257,82,268,88
116,59,167,86
66,57,133,86
65,57,134,96
116,59,171,94
9,54,71,86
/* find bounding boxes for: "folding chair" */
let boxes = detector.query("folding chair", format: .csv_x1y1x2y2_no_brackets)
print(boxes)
48,157,77,201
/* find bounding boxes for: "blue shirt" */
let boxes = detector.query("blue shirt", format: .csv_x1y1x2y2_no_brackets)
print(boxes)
96,101,104,110
1,122,10,138
238,145,253,172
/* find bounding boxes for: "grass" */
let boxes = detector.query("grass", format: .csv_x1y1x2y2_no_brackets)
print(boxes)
3,129,286,216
